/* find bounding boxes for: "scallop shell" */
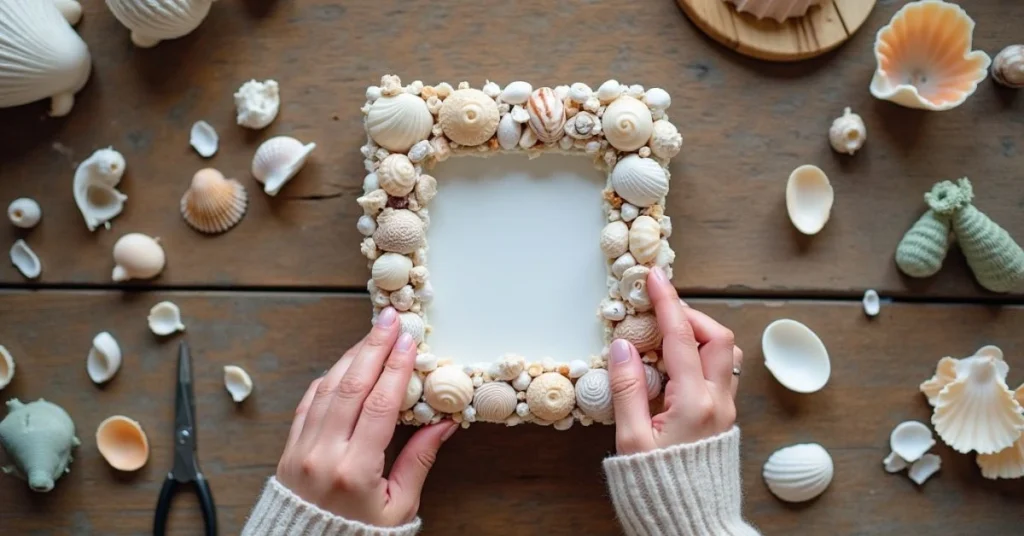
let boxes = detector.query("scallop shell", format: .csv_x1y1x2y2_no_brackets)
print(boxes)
619,265,652,312
438,88,499,147
106,0,214,48
870,0,991,111
373,208,425,254
763,443,834,503
53,0,83,25
786,165,833,235
992,45,1024,89
251,136,316,196
401,374,423,411
497,113,522,151
74,148,127,231
147,301,185,336
7,198,41,229
977,436,1024,480
932,356,1024,454
526,88,566,144
628,215,661,264
908,453,942,485
87,332,121,385
526,372,575,421
611,253,637,278
10,239,41,279
575,369,613,422
389,285,414,312
398,312,426,344
613,313,662,353
600,221,629,258
828,107,866,156
473,382,517,423
180,168,248,234
366,92,433,152
602,96,654,152
499,81,532,105
648,120,682,160
890,421,935,463
371,253,413,291
0,345,16,390
112,233,164,282
95,415,149,471
761,319,831,393
223,365,253,402
234,79,280,130
644,364,663,400
862,289,880,317
378,154,417,197
0,0,91,116
726,0,824,22
611,155,669,208
189,120,218,158
424,366,474,413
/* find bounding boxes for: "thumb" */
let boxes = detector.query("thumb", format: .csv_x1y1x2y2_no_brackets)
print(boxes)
388,421,457,510
608,339,654,454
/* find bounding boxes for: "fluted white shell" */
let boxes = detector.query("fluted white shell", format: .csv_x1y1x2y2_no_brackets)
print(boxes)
889,421,935,463
74,148,128,231
932,356,1024,454
613,313,662,353
10,239,41,279
414,174,437,206
727,0,824,22
602,96,654,152
0,0,91,116
908,453,942,485
106,0,215,48
438,88,499,146
189,120,218,158
401,374,422,411
620,265,652,312
234,79,280,130
761,319,831,393
378,154,417,197
251,136,316,196
977,436,1024,480
763,443,833,502
600,221,629,258
526,372,575,421
373,209,425,254
398,312,426,344
0,345,13,390
367,92,433,153
223,365,253,403
87,331,121,384
371,253,413,292
611,253,637,278
575,369,613,422
628,215,661,264
148,301,185,336
497,113,521,151
828,107,866,156
473,382,517,422
526,87,566,144
424,366,473,413
112,233,165,282
611,155,669,208
53,0,83,25
649,120,683,160
499,81,532,105
7,198,41,229
786,165,833,235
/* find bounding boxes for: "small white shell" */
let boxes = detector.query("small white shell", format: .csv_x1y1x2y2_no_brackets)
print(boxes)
600,221,629,258
602,96,654,152
223,365,253,402
0,345,13,390
786,165,833,235
613,313,662,353
414,175,437,206
407,140,433,163
10,239,41,279
402,374,423,411
575,369,613,422
497,113,522,151
568,82,592,103
526,87,566,144
500,81,532,105
863,289,880,317
515,402,530,418
373,208,426,254
619,203,639,223
87,332,121,385
412,401,434,424
828,107,866,156
890,421,935,463
439,88,500,146
398,312,426,344
620,265,652,313
180,168,248,235
510,105,530,123
106,0,214,47
649,120,683,160
366,92,434,152
251,136,316,196
761,319,831,393
74,148,128,231
883,451,909,473
234,79,280,129
424,366,474,413
357,215,377,236
511,371,532,391
371,253,412,291
644,364,662,399
363,173,380,193
763,443,834,503
564,111,601,140
611,253,637,278
908,453,942,485
147,301,185,336
377,154,417,197
7,198,41,229
189,120,218,158
473,382,517,422
112,233,165,282
482,80,501,98
526,372,575,421
568,360,590,379
596,80,622,102
389,285,415,312
644,88,671,110
611,155,669,208
628,215,661,264
415,353,438,372
601,300,627,321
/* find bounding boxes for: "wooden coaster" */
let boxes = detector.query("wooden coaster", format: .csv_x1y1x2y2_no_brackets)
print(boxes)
678,0,877,62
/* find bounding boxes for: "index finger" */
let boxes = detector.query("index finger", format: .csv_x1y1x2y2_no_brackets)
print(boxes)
680,307,736,389
646,266,705,389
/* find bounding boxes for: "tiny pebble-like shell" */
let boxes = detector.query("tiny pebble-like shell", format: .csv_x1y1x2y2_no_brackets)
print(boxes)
497,113,522,150
180,168,247,235
371,252,413,291
992,45,1024,89
378,154,417,197
628,216,662,264
512,371,532,391
611,155,669,208
7,198,42,229
10,239,41,279
620,203,639,222
526,372,576,421
373,208,426,254
357,215,377,236
644,88,671,110
526,87,566,144
401,374,422,411
602,96,654,152
500,81,532,104
438,88,500,146
424,366,474,413
575,369,614,422
644,364,662,399
596,80,622,102
649,120,683,160
366,93,434,153
413,401,434,423
407,140,432,163
600,221,630,258
619,265,652,312
390,285,415,311
569,82,593,103
415,353,438,372
398,312,426,343
473,382,517,422
613,313,662,353
568,360,590,379
601,300,627,321
611,253,637,278
828,107,866,156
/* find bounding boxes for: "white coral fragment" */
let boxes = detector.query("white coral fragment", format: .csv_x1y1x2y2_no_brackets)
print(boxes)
234,80,280,130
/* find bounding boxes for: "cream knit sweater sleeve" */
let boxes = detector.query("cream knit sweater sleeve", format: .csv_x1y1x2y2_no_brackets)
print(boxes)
603,427,760,536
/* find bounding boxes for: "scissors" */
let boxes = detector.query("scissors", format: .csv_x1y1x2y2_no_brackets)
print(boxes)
154,341,218,535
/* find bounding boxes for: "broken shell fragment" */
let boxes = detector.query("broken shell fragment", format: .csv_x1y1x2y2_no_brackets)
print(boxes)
883,451,908,473
473,382,517,423
890,421,935,463
251,136,316,196
761,319,831,393
763,443,834,503
367,91,433,153
602,96,654,152
223,365,253,403
378,154,417,197
908,453,941,485
828,107,866,156
862,290,880,317
95,415,148,471
438,88,499,147
628,215,661,264
112,233,164,282
10,239,41,279
526,87,566,144
106,0,214,48
180,168,248,234
373,209,425,254
611,155,669,208
526,372,575,421
147,301,185,336
0,345,14,390
371,253,413,291
86,332,121,385
931,356,1023,454
786,165,833,235
992,45,1024,89
424,366,473,413
613,313,662,353
234,79,280,129
74,148,127,231
189,120,218,158
7,198,41,229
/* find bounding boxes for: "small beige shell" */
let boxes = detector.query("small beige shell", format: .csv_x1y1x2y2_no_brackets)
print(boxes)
473,382,517,422
569,82,592,103
223,365,253,403
357,189,388,216
401,374,422,411
95,415,149,471
611,253,637,278
526,87,566,144
601,299,627,321
371,252,413,291
438,88,499,146
424,366,474,413
649,120,682,159
828,107,866,156
378,154,417,197
611,155,669,208
112,233,165,282
398,312,426,344
575,369,613,422
366,93,434,152
497,113,522,150
619,265,652,312
526,372,576,421
564,111,601,140
644,365,662,399
180,168,247,234
390,285,415,312
600,221,630,258
373,208,425,254
628,216,661,264
613,313,662,353
602,96,654,152
413,175,437,206
992,45,1024,89
786,165,833,235
596,80,622,102
0,345,14,390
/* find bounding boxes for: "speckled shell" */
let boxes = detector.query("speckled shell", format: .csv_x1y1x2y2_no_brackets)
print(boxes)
472,382,517,422
371,252,412,291
526,87,566,144
649,120,682,159
438,88,499,146
424,366,474,413
619,265,652,312
398,312,426,344
366,93,434,152
644,365,662,399
613,313,662,353
372,209,425,254
105,0,214,47
611,155,669,208
600,221,629,258
180,168,247,234
575,369,613,422
602,96,654,152
564,111,601,140
378,154,417,197
992,45,1024,89
497,113,521,150
401,374,422,411
628,216,661,264
526,372,576,421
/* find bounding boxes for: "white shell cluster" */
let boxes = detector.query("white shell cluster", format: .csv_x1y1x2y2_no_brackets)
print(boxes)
360,75,678,427
883,420,943,486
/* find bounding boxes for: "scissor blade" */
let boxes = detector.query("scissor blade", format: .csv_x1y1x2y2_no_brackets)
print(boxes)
170,342,200,482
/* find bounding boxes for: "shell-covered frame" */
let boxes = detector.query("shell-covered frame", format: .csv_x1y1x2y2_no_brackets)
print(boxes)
357,75,682,430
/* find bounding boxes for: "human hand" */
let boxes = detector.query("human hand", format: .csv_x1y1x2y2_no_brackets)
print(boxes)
275,307,458,526
608,266,742,454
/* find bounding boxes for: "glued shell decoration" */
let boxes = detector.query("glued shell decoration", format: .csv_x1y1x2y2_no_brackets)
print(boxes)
147,301,185,336
438,88,499,146
402,374,422,411
613,313,662,353
251,136,316,196
10,240,41,279
602,96,653,152
499,81,532,105
762,319,831,393
828,107,866,156
526,87,566,144
367,92,433,153
644,365,662,400
223,365,253,403
649,120,682,160
398,312,426,344
424,366,474,413
7,198,41,229
628,215,661,264
870,1,991,111
373,209,425,254
726,0,824,22
526,372,575,421
105,0,214,48
86,332,121,385
234,79,280,130
600,221,629,258
74,148,127,232
992,45,1024,89
611,155,669,208
619,265,652,313
371,253,413,291
786,165,833,235
890,421,935,463
763,443,834,503
473,382,517,422
378,154,417,197
189,120,217,158
180,168,247,234
0,345,15,390
497,113,521,150
95,416,148,471
575,369,613,422
112,233,164,282
0,0,92,117
931,356,1023,454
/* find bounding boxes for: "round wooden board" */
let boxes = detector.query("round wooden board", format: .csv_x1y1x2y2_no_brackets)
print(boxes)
678,0,877,62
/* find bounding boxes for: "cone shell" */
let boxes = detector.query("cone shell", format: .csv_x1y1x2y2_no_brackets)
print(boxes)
95,415,149,471
373,209,425,254
371,252,413,291
367,92,434,152
992,45,1024,89
763,443,834,503
526,87,566,144
378,154,417,197
438,88,499,146
628,215,661,264
424,366,473,413
932,357,1024,454
600,221,629,258
613,313,662,353
106,0,214,48
575,369,613,422
726,0,824,22
526,372,575,421
953,205,1024,293
601,96,653,152
180,168,247,234
472,382,517,422
611,155,669,208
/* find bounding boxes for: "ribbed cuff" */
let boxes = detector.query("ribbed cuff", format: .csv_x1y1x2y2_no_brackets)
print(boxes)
241,477,422,536
603,427,759,536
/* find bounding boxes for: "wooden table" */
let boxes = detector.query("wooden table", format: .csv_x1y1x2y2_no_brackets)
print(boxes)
1,1,1021,534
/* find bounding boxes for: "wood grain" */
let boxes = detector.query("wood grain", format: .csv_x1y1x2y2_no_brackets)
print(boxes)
0,292,1021,535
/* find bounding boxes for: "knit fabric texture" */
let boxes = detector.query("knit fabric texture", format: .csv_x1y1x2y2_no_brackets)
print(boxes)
241,477,422,536
603,427,759,536
895,209,953,278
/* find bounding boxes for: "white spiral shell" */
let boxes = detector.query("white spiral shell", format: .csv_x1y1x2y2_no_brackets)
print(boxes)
106,0,214,48
619,265,652,312
611,155,669,208
366,93,433,153
600,221,629,258
763,443,834,503
526,372,576,421
613,313,662,353
472,382,517,422
438,88,499,146
372,209,425,254
575,369,614,422
377,154,417,197
371,253,413,291
526,87,566,144
424,366,474,413
628,216,661,264
602,96,654,152
649,120,683,160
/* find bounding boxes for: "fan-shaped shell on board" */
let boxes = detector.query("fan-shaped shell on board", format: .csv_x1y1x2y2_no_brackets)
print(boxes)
106,0,214,48
473,382,517,422
0,0,91,117
95,415,148,471
932,356,1024,454
602,96,654,152
87,332,121,385
371,253,413,291
148,301,184,336
438,88,499,147
0,345,15,391
367,92,433,153
223,365,253,402
526,87,566,144
992,45,1024,89
726,0,824,22
600,221,629,258
613,313,662,353
890,421,935,463
619,265,652,313
8,198,41,229
763,443,834,503
628,215,661,264
378,154,417,197
761,319,831,393
180,168,247,234
74,148,128,232
251,136,316,197
112,233,164,282
611,155,669,208
424,366,473,413
373,209,425,254
786,165,833,235
526,372,575,421
10,240,41,279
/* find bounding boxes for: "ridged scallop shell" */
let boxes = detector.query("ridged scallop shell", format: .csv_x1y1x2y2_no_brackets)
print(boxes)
613,313,662,353
932,356,1024,454
473,382,517,422
112,233,164,282
378,154,417,197
992,45,1024,89
628,215,661,264
74,148,127,231
726,0,824,22
398,312,426,344
424,366,474,413
373,208,425,254
371,252,413,291
105,0,214,48
600,221,629,258
10,239,41,279
611,155,669,208
402,374,423,411
763,443,834,503
180,168,247,234
438,88,499,146
526,372,575,421
0,0,91,116
602,96,654,152
96,415,149,471
649,120,682,160
223,365,253,403
251,136,316,197
87,332,121,385
366,93,433,153
575,369,613,422
619,265,652,312
526,88,566,144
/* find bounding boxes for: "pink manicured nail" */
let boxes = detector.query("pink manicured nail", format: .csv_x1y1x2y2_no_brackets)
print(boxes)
679,298,689,307
377,307,397,327
651,266,668,283
396,333,414,352
441,422,458,442
611,339,632,365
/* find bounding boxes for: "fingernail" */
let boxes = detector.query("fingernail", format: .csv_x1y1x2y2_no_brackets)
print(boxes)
611,339,632,365
377,307,397,327
651,266,668,283
396,332,414,352
441,422,458,442
678,298,689,307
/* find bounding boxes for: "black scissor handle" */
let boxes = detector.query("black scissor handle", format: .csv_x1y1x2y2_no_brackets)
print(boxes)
153,474,217,536
194,474,218,536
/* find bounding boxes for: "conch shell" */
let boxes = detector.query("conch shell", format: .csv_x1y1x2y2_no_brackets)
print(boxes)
105,0,215,48
0,399,80,492
601,96,653,152
438,88,499,146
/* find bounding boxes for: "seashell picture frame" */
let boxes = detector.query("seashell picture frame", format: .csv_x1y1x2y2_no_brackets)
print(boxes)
358,75,680,429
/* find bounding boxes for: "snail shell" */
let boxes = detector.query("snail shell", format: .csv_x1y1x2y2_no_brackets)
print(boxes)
568,82,593,103
424,366,474,413
366,93,434,153
565,111,601,140
472,382,517,422
992,45,1024,89
611,155,669,208
628,216,661,264
497,113,522,151
526,372,576,421
526,87,566,144
575,369,614,422
438,88,500,146
378,154,417,197
600,221,630,258
649,120,683,160
373,208,425,254
371,252,413,291
613,313,662,353
602,96,654,152
619,265,652,312
402,374,423,411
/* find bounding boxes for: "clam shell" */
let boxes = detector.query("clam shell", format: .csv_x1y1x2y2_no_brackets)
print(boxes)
497,113,522,151
575,369,613,422
649,120,683,160
7,198,41,229
234,79,280,129
438,88,499,146
613,313,662,353
619,265,652,313
74,148,127,231
148,301,185,336
95,415,149,471
180,168,248,234
473,382,517,422
628,215,661,264
763,443,833,503
10,239,41,279
992,45,1024,89
0,345,16,390
785,165,833,235
402,374,423,411
602,96,654,152
600,221,629,258
189,120,218,158
398,312,426,344
223,365,253,403
87,332,121,385
251,136,316,196
908,454,942,485
611,155,669,208
889,420,935,463
424,366,474,413
367,93,433,152
112,233,164,282
526,87,566,144
761,319,831,393
828,107,866,156
106,0,214,48
373,208,426,254
371,252,413,291
526,372,575,421
500,81,532,104
726,0,824,22
378,154,417,197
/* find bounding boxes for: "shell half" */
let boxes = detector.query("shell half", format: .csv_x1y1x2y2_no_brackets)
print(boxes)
0,345,15,390
223,365,253,402
147,301,185,336
251,136,316,196
95,415,149,471
763,443,834,503
785,165,833,235
366,92,433,153
889,421,935,463
87,331,122,385
10,239,41,279
181,168,247,234
908,453,941,485
189,120,218,158
761,319,831,393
